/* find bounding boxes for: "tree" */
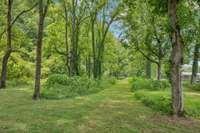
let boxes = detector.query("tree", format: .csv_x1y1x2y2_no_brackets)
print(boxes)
168,0,184,116
191,43,199,84
122,0,170,80
33,0,50,100
0,0,37,89
190,1,200,84
0,0,13,89
89,0,122,79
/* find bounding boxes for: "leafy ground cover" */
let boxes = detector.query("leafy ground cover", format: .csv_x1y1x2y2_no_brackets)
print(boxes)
135,90,200,118
41,75,116,99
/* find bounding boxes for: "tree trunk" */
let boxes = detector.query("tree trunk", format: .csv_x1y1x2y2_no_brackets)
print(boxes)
0,0,12,89
33,0,48,100
88,55,91,78
0,51,11,88
191,43,199,84
146,59,151,79
168,0,184,116
86,55,91,78
157,62,161,80
96,43,103,79
64,8,70,75
86,57,88,77
75,24,80,76
91,17,98,79
69,0,77,77
97,59,102,79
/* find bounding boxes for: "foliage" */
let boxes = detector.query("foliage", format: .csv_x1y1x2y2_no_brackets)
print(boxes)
121,0,170,80
100,76,117,86
134,91,173,114
135,90,200,118
7,78,31,87
189,83,200,91
183,81,200,92
0,0,127,89
129,77,170,91
41,74,116,99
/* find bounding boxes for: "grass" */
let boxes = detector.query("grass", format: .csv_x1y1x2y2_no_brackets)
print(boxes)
0,80,200,133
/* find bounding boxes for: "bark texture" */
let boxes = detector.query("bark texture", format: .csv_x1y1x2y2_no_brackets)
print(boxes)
64,3,70,75
33,0,49,100
0,0,12,89
191,43,199,84
168,0,184,116
157,62,161,80
69,0,77,76
146,59,152,79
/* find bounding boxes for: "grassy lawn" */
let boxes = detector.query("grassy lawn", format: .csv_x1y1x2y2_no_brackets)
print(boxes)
0,80,200,133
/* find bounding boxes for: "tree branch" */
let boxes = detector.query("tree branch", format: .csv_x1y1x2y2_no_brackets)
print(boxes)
0,2,38,41
43,0,50,17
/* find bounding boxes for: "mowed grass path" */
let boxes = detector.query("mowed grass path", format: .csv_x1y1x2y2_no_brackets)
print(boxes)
0,80,200,133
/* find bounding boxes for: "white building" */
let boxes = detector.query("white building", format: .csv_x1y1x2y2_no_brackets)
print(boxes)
181,63,200,80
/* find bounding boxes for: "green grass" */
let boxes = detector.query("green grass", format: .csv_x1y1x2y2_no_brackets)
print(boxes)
0,80,200,133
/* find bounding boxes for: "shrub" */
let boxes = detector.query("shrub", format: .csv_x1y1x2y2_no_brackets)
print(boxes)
41,74,116,99
100,76,117,86
182,80,191,89
135,91,200,118
183,81,200,92
108,77,117,85
129,77,170,91
135,91,173,114
190,83,200,91
7,77,32,87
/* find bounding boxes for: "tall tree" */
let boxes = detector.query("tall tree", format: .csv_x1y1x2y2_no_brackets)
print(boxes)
0,0,12,89
0,0,37,89
63,1,70,76
68,0,88,76
33,0,50,100
190,1,200,84
122,0,170,80
90,0,121,79
168,0,184,116
53,1,70,75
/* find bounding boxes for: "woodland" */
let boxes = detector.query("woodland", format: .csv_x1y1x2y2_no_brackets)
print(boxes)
0,0,200,132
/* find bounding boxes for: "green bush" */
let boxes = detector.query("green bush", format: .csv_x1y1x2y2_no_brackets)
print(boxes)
135,91,200,118
190,83,200,91
182,80,191,89
135,91,173,114
182,81,200,92
7,77,32,87
129,77,170,91
108,77,117,85
100,76,117,86
41,74,116,99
